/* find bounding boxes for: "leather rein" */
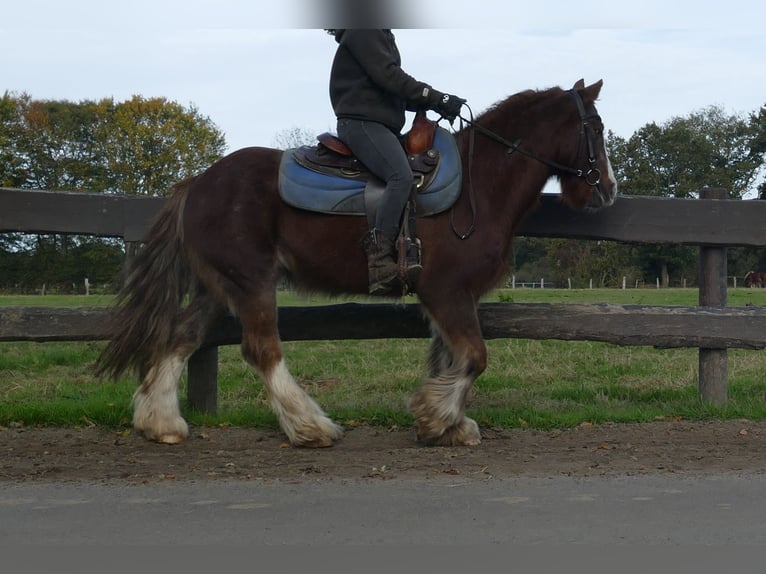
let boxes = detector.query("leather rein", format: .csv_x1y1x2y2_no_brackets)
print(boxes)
448,89,603,240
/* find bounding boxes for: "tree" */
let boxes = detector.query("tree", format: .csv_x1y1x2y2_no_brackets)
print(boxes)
0,91,25,187
12,96,106,191
272,126,318,150
606,106,765,286
4,93,226,196
512,238,639,288
0,93,228,292
94,96,226,196
608,105,762,199
753,105,766,200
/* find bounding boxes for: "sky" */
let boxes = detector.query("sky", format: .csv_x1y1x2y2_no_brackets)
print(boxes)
3,0,765,192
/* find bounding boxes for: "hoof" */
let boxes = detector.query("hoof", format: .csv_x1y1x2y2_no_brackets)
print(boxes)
155,432,187,445
134,416,189,445
417,417,482,447
294,435,337,449
286,418,344,449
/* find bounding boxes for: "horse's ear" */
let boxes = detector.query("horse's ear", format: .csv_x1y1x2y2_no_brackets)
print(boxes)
573,79,585,89
582,79,604,102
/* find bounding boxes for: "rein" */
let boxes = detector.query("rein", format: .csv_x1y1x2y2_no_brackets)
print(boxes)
448,89,603,240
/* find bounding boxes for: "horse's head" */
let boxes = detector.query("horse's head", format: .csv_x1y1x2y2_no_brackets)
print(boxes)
556,79,617,211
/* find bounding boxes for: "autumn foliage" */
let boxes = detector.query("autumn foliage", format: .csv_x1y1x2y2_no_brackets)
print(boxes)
0,92,226,196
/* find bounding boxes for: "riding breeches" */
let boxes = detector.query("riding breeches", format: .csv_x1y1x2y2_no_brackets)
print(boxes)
337,118,412,239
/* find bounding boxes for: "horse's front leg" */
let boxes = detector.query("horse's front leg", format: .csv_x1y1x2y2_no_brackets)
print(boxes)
409,296,486,447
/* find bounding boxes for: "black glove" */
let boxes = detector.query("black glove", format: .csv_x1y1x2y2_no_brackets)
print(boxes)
430,91,466,122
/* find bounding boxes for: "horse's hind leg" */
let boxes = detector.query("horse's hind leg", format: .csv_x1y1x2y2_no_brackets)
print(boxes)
132,291,221,444
237,291,343,448
409,295,486,447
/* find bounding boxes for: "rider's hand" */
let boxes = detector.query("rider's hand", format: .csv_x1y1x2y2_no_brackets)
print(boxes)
437,93,466,122
426,89,467,123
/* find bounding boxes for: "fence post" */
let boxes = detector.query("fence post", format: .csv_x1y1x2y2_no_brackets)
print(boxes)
187,346,219,413
698,187,728,406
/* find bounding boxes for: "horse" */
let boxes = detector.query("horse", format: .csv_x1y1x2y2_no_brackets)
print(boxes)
744,271,766,288
96,79,617,447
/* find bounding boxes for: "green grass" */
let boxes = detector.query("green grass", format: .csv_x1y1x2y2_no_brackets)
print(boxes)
2,289,766,430
5,287,766,308
491,287,766,307
0,294,114,307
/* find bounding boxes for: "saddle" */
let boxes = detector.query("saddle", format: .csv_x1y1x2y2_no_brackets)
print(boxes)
316,108,438,156
294,110,441,192
278,112,462,223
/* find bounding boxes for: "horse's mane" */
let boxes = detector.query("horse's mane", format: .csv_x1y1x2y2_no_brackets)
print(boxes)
467,86,568,133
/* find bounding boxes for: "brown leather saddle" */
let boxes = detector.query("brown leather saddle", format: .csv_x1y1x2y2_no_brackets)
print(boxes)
293,110,441,191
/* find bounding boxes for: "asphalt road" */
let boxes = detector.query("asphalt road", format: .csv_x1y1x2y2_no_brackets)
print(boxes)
2,473,765,545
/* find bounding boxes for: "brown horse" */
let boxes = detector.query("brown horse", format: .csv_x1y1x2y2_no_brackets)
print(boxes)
97,79,617,447
745,271,766,288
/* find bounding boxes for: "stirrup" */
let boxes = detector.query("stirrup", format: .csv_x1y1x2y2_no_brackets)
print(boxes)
396,235,422,295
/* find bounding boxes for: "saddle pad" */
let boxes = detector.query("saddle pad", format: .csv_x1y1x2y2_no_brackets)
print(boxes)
278,126,462,217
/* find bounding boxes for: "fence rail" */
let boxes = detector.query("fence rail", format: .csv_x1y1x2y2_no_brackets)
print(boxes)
3,302,766,349
3,186,766,246
2,186,766,412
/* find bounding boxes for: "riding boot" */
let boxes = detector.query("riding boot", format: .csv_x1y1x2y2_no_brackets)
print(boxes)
361,229,399,296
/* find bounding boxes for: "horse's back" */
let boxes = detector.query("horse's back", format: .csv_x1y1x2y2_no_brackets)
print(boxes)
181,146,284,264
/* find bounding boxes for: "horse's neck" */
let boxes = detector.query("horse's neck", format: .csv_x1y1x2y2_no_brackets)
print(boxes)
457,111,556,217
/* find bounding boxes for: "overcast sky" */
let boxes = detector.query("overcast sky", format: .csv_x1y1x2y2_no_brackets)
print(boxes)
3,0,765,184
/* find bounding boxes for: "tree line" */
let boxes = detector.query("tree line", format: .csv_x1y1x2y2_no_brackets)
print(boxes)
1,91,765,292
1,92,226,292
513,103,766,288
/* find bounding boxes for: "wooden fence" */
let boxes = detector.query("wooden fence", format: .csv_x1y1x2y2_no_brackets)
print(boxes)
2,186,766,412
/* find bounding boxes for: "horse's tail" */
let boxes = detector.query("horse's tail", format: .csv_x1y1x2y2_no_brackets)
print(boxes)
96,179,194,380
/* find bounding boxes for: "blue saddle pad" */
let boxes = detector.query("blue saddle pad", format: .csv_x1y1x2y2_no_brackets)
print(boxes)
278,126,462,217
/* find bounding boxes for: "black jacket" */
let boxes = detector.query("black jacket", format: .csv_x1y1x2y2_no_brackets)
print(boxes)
329,29,436,133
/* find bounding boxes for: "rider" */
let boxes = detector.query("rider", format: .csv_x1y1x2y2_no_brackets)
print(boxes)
327,29,466,295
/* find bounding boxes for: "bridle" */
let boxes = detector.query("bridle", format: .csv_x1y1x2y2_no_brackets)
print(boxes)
460,89,604,186
449,89,604,239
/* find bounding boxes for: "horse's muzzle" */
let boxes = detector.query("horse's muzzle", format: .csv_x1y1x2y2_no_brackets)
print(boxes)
586,181,617,211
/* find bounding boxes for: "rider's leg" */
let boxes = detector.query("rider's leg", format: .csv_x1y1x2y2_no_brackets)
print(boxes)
337,118,414,295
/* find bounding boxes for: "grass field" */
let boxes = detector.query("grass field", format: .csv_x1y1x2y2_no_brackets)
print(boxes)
1,288,765,430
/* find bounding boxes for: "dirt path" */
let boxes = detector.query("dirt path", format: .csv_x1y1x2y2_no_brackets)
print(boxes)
1,420,764,483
